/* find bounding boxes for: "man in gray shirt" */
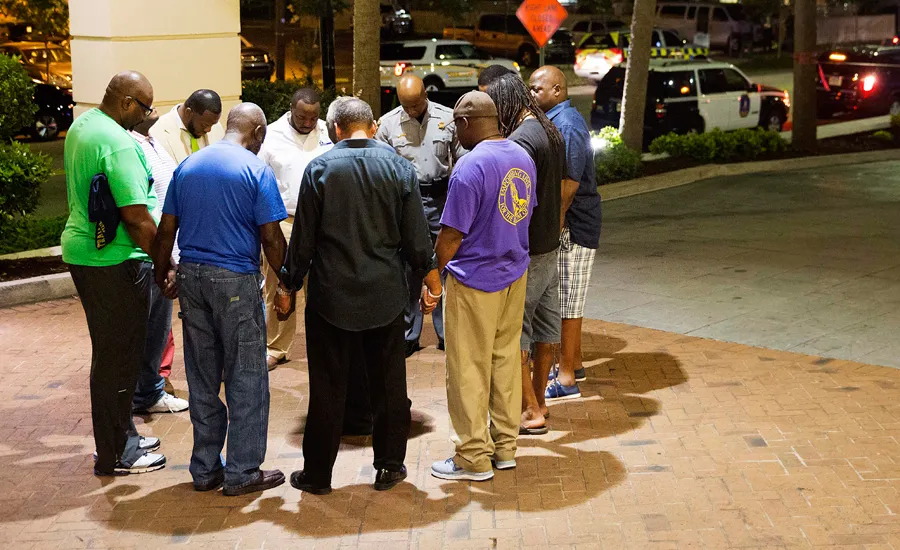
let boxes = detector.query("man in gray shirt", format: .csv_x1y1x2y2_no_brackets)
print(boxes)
376,74,463,356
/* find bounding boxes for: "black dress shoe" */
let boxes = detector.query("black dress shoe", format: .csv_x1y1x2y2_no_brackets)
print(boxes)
222,469,285,496
437,339,445,351
194,472,225,492
405,340,421,358
374,465,407,491
290,470,332,495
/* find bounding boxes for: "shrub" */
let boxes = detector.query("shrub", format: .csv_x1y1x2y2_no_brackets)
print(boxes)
592,127,643,184
873,130,894,142
0,141,53,223
241,79,337,124
891,113,900,129
0,54,37,141
0,214,67,255
649,128,788,163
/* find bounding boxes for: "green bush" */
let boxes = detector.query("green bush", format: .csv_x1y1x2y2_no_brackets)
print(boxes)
873,130,894,142
241,79,337,124
0,214,67,255
0,141,53,222
0,54,37,141
891,113,900,129
592,127,643,184
649,128,788,163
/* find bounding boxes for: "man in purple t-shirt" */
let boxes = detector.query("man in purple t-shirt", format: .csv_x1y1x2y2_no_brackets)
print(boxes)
431,91,537,482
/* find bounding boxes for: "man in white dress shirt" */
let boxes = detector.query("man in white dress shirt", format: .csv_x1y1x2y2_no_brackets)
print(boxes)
149,89,225,164
258,88,333,370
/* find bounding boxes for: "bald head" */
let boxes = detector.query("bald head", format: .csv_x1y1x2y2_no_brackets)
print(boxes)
397,74,428,120
99,70,153,130
224,102,267,154
529,65,568,113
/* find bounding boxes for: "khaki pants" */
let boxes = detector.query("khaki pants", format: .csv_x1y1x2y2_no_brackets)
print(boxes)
444,272,528,472
261,218,302,361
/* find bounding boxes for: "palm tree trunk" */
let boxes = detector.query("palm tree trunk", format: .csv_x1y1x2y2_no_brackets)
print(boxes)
353,0,381,117
619,0,657,151
792,0,817,151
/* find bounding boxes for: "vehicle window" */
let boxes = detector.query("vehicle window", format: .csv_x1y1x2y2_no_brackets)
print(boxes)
508,16,527,34
659,70,697,98
699,69,728,94
573,21,589,32
712,8,729,22
697,7,709,22
380,44,426,61
597,66,627,97
660,5,687,17
606,20,626,29
726,5,746,21
579,33,616,49
480,15,502,32
723,69,750,92
473,47,493,59
687,7,696,18
663,31,683,46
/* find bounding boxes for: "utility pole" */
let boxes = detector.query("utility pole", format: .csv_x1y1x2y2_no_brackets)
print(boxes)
320,0,336,90
275,0,286,81
792,0,817,151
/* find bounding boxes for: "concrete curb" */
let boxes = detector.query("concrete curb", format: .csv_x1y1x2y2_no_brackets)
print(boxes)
0,272,75,309
0,245,62,260
601,148,900,201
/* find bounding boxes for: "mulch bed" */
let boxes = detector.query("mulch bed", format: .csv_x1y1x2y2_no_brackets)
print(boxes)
0,256,68,283
641,129,899,177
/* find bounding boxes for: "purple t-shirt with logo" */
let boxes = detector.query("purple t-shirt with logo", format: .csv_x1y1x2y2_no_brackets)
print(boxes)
440,139,537,293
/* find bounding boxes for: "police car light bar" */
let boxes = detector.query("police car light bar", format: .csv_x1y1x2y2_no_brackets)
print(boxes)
829,53,847,62
394,62,410,77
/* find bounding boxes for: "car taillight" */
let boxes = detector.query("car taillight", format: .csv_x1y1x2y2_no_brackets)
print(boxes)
655,102,666,119
610,48,623,64
393,62,410,77
862,74,876,92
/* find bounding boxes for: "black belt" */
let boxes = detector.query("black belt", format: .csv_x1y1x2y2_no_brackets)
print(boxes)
419,178,448,197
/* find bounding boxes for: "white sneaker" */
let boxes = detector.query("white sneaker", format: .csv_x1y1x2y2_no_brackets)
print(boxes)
492,458,516,470
113,452,166,474
93,436,160,461
145,392,188,413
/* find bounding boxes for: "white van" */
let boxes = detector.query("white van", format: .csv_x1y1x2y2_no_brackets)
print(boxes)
655,2,753,55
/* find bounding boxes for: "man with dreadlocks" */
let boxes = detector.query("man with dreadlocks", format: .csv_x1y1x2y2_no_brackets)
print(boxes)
486,74,568,436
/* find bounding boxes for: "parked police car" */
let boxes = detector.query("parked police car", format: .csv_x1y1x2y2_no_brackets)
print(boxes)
591,59,790,146
380,39,519,91
575,29,708,81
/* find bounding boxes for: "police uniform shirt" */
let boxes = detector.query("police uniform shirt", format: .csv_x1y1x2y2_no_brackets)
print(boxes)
375,100,463,184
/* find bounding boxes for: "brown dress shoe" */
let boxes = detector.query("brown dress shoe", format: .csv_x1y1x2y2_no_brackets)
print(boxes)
223,469,285,496
267,356,287,371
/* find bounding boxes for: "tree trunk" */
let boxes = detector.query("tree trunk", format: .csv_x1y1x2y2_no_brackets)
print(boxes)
275,0,286,81
353,0,381,117
320,0,337,91
792,0,817,151
619,0,657,151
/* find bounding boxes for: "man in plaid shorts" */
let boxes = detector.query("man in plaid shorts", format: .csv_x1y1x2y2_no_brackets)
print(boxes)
529,67,602,400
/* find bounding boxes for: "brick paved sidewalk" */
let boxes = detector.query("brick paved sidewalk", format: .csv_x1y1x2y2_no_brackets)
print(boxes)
1,297,899,549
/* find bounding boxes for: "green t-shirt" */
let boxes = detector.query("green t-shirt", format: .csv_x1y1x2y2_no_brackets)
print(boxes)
61,108,157,266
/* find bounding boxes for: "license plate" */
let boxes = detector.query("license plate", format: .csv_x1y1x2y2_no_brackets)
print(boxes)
828,75,842,86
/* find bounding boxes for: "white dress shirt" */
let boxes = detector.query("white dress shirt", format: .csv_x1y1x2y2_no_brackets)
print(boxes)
258,113,333,214
130,130,181,263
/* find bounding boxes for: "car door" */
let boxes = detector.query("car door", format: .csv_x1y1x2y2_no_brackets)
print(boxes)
722,67,760,129
697,68,733,130
710,7,731,50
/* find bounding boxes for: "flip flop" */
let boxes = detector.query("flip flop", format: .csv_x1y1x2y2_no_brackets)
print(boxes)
519,425,549,435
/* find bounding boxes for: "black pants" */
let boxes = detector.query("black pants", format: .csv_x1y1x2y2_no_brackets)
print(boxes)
69,260,151,472
303,309,410,486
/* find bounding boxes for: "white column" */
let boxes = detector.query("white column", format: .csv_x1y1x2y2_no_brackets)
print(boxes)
68,0,241,118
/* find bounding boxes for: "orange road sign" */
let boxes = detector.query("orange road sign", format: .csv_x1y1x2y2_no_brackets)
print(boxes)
516,0,569,49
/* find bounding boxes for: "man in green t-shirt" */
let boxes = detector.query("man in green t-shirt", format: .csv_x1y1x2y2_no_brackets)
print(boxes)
62,70,168,476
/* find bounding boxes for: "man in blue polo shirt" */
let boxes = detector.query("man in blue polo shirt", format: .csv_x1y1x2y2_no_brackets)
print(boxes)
154,103,288,497
530,66,603,399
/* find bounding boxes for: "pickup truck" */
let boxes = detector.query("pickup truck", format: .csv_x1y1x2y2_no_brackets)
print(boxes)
444,14,574,67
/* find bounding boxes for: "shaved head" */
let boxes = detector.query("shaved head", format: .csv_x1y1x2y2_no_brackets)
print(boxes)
397,74,428,120
99,70,154,130
529,65,568,113
224,102,267,154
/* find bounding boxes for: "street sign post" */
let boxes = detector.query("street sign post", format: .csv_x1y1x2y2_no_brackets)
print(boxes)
516,0,568,67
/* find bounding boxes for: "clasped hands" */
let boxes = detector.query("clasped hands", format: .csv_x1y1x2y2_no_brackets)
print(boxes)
274,283,295,320
155,267,178,299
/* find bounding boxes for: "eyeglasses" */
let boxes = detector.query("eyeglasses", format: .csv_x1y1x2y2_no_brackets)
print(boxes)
126,95,154,117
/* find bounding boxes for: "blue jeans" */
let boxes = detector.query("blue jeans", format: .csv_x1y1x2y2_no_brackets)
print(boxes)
177,262,270,487
133,277,169,410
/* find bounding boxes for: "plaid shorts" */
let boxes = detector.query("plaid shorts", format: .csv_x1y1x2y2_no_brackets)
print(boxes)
558,227,597,319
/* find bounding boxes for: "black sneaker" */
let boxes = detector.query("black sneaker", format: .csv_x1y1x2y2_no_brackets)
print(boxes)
405,340,421,358
374,465,407,491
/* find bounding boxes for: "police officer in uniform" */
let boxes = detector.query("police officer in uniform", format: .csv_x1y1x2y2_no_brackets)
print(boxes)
376,74,464,357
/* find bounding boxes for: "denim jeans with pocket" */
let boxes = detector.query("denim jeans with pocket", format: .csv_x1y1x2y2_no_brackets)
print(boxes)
177,262,270,487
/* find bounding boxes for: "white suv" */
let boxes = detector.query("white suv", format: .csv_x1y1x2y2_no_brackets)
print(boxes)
656,2,754,55
380,39,519,91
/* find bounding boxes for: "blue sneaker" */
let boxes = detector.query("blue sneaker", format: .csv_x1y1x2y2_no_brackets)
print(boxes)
430,458,493,481
548,368,586,383
545,379,582,401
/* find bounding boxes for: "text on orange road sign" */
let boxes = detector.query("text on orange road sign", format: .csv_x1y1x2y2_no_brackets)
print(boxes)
516,0,568,49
